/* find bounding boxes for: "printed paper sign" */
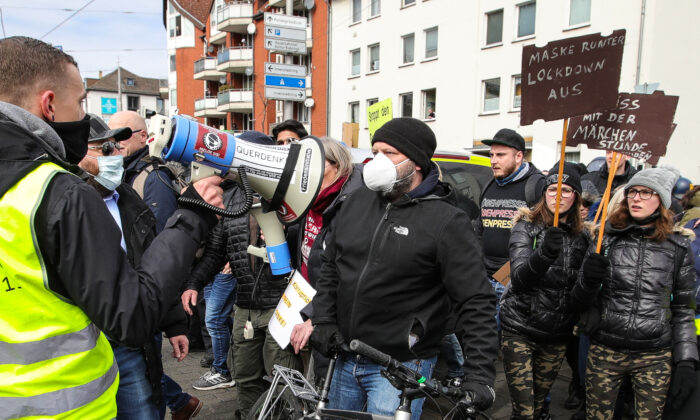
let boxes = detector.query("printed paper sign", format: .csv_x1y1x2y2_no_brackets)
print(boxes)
268,271,317,349
520,30,626,125
567,91,678,164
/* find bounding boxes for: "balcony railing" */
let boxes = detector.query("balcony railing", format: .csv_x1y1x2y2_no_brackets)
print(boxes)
195,97,226,117
194,58,225,81
217,88,253,113
217,2,254,33
216,47,254,73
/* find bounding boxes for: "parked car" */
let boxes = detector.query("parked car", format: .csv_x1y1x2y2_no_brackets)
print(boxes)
351,148,492,220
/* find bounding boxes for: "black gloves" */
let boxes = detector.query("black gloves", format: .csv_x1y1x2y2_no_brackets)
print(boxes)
461,382,496,411
668,361,696,411
540,227,565,259
309,323,345,357
582,253,609,289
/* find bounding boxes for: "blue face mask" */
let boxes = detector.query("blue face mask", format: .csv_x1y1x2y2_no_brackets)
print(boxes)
88,155,124,191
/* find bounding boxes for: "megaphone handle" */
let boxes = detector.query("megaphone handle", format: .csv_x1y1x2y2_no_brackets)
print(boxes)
246,245,268,262
177,167,254,218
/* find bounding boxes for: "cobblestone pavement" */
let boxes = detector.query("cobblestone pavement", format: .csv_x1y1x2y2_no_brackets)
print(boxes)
162,341,578,420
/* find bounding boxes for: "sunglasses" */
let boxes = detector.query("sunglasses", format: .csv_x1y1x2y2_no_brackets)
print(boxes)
88,141,122,155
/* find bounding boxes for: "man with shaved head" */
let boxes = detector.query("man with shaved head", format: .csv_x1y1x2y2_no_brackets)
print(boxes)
109,110,179,232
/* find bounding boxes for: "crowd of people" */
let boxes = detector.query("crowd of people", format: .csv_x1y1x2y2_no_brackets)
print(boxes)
1,36,699,420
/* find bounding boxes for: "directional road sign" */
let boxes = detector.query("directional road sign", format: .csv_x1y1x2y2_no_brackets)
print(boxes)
265,26,306,41
264,13,307,30
264,62,306,77
265,38,307,54
265,87,306,102
265,75,306,89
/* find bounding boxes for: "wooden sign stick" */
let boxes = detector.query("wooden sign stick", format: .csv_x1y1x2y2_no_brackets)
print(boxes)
593,152,622,224
595,152,622,253
553,119,569,227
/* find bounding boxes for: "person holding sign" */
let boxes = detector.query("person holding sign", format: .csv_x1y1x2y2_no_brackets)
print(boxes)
500,162,590,420
311,118,497,420
572,167,698,420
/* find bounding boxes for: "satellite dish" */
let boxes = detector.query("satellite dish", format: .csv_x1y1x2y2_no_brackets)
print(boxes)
219,75,227,84
207,45,215,53
304,0,315,10
247,23,256,34
244,66,254,76
304,98,315,108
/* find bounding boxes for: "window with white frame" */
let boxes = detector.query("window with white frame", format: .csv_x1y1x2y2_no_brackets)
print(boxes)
169,55,176,72
402,33,414,64
297,103,310,123
367,98,378,107
569,0,591,26
485,9,503,45
243,114,253,131
422,88,436,119
170,89,177,108
349,102,360,123
517,2,536,38
425,27,438,59
512,75,522,110
169,15,181,38
368,44,380,72
370,0,381,17
402,0,416,7
482,78,500,113
352,0,362,23
350,49,360,76
399,92,413,117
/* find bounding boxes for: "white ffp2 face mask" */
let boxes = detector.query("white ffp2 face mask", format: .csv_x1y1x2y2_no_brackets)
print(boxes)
363,152,413,193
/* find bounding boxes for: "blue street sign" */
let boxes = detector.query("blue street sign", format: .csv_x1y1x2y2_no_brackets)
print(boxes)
264,75,306,89
101,97,117,115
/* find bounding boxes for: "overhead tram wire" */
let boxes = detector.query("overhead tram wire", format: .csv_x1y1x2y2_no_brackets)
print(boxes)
39,0,96,40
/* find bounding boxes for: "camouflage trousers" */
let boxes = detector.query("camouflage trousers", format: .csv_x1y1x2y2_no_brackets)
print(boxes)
501,331,567,420
586,343,671,420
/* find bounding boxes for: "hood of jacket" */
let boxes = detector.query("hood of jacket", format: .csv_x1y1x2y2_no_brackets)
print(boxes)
0,101,66,159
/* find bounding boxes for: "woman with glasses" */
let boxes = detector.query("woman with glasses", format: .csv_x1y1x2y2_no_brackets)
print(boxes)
500,162,590,420
573,167,698,420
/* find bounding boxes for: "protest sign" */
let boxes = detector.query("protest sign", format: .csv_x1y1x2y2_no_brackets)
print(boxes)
268,271,316,349
567,91,678,164
367,98,393,139
520,30,626,125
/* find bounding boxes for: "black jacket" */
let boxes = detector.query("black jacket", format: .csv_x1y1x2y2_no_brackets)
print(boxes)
312,168,498,386
500,209,590,343
113,183,188,406
573,223,698,363
0,107,214,349
187,184,286,310
581,161,637,197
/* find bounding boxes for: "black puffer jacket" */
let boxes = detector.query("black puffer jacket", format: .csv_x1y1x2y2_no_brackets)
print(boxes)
501,209,590,343
573,222,698,363
187,184,287,309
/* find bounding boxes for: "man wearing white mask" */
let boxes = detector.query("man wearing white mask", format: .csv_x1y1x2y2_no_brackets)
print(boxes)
310,117,498,419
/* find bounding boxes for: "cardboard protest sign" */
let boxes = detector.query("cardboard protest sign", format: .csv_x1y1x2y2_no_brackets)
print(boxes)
367,98,392,139
567,91,678,164
520,30,626,126
268,271,316,349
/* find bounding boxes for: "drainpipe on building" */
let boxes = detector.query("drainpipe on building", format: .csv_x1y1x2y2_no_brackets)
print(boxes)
635,0,646,86
283,0,295,121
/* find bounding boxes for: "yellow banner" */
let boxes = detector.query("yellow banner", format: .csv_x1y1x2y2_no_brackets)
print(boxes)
367,98,393,139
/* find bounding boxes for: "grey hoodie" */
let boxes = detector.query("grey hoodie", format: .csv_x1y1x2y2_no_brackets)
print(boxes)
0,101,66,158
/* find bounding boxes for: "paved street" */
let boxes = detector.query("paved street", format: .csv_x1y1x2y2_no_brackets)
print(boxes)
162,341,578,420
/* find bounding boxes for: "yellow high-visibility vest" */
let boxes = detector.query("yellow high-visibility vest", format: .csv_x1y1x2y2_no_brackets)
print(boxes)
0,162,118,418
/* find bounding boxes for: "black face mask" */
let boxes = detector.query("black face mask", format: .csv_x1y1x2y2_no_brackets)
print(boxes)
47,114,91,164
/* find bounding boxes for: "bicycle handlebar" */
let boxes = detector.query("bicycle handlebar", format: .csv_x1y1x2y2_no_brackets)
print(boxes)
349,339,470,403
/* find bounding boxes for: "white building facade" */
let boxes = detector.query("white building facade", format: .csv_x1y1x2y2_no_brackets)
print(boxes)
328,0,700,180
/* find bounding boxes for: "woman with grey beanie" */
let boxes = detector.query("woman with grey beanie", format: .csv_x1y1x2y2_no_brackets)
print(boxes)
572,166,698,420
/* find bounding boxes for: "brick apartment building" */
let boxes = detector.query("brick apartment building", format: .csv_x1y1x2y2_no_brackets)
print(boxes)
164,0,329,136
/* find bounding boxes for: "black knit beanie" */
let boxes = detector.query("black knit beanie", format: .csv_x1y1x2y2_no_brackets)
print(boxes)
545,161,584,194
371,118,437,176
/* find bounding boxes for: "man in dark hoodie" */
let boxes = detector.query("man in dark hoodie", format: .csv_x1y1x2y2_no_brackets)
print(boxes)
311,118,497,420
0,36,222,418
581,150,637,197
